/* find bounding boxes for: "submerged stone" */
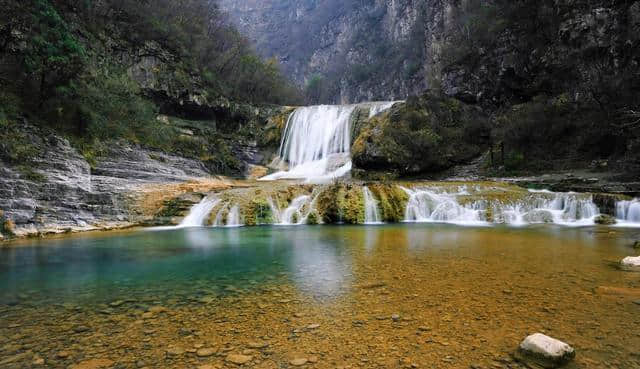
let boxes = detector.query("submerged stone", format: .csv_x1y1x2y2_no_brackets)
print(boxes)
70,359,114,369
290,358,308,366
226,354,252,365
516,333,575,368
196,348,216,357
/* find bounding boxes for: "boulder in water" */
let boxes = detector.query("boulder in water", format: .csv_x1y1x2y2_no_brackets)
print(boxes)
621,256,640,269
594,214,617,225
515,333,575,368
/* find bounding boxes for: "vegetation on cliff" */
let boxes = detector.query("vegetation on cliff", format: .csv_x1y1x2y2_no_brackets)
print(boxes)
438,0,640,173
352,94,490,177
0,0,301,173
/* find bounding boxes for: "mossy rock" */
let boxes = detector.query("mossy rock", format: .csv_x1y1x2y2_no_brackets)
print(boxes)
352,93,490,177
367,183,409,222
315,183,364,224
594,214,617,225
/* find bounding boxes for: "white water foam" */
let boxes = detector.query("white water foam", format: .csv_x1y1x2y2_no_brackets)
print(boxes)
178,196,220,228
363,187,382,224
260,102,398,183
213,204,243,227
615,199,640,227
402,187,600,226
268,194,318,225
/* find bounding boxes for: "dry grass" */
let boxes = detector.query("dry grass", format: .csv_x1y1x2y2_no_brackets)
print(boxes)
137,178,235,217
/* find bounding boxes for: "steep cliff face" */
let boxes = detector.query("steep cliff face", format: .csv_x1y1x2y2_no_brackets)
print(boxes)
219,0,453,103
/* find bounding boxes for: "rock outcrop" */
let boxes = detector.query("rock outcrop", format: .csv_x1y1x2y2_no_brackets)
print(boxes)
0,124,216,238
352,94,489,178
219,0,450,103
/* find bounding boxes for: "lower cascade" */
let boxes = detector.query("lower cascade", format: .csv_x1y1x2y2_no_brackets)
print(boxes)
260,102,399,182
213,204,244,227
174,182,640,228
363,187,382,224
616,199,640,224
178,196,220,227
269,195,317,225
402,186,600,226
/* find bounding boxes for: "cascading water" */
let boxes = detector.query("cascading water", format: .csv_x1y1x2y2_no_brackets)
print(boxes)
616,199,640,225
213,204,243,227
260,102,398,183
178,196,219,227
226,205,242,227
368,101,398,118
402,187,600,226
268,195,318,225
363,187,382,224
402,187,486,225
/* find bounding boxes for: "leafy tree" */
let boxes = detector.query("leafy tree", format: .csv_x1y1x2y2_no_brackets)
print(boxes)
24,0,86,105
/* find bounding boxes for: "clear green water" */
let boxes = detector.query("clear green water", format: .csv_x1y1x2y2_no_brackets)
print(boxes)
0,226,357,305
1,224,637,306
1,225,639,368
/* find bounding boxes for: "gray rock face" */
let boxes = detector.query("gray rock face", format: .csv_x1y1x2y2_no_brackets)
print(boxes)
218,0,453,103
0,125,212,238
516,333,575,368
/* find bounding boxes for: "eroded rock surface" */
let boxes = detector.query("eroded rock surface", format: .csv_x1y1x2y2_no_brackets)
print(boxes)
0,125,213,238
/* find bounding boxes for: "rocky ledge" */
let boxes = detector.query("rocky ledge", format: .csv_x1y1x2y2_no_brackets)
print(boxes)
0,124,222,240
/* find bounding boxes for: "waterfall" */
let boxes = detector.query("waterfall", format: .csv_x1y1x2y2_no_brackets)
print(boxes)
368,101,398,118
363,187,382,224
213,204,243,227
616,199,640,224
226,205,242,227
260,102,399,182
402,187,486,226
269,195,317,225
179,196,219,227
402,187,600,226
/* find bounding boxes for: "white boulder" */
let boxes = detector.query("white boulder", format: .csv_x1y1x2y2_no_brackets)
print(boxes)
517,333,575,368
621,256,640,268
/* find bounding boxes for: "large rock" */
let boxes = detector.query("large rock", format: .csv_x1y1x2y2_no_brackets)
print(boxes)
352,94,489,178
0,124,215,237
621,256,640,269
516,333,575,368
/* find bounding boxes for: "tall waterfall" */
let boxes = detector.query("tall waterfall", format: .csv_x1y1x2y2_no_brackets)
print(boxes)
178,196,219,227
363,187,382,224
261,102,398,182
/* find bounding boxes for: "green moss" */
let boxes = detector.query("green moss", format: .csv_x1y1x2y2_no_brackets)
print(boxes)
368,184,409,222
306,211,319,225
339,185,365,224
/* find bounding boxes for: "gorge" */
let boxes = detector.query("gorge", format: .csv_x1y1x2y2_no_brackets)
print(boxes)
1,1,640,369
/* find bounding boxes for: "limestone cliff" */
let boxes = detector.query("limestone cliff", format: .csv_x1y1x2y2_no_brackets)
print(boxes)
219,0,450,104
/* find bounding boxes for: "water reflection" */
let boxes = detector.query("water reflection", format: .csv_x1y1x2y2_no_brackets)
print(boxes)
288,229,352,299
0,225,635,307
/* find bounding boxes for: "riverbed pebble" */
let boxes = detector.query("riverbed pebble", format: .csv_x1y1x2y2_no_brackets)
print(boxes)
516,333,575,368
290,358,308,366
226,354,252,365
196,348,216,357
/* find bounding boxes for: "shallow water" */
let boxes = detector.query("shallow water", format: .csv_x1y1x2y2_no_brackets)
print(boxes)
1,225,639,368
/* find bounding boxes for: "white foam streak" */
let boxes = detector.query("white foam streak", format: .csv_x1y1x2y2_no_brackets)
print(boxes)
178,196,219,228
363,187,382,224
402,187,600,226
261,102,398,182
